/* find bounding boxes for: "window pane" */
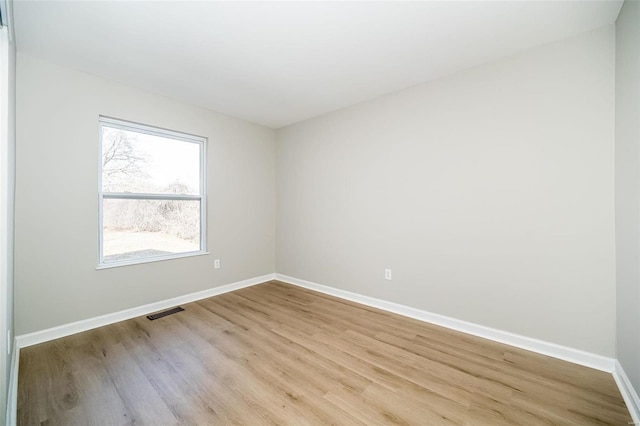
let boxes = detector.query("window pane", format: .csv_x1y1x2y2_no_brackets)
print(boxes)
102,126,200,194
102,198,200,263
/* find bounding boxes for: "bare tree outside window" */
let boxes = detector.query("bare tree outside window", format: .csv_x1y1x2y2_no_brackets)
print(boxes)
101,128,149,192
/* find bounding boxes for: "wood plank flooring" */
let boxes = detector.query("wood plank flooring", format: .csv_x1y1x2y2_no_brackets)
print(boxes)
17,281,632,425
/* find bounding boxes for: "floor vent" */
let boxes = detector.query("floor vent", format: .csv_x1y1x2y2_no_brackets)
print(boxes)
147,306,185,320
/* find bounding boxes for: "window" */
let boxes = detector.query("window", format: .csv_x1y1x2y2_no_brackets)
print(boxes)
98,117,207,268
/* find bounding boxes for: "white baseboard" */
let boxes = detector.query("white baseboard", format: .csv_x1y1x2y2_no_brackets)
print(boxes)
15,273,276,349
275,273,616,373
11,272,633,424
6,340,18,426
614,360,640,424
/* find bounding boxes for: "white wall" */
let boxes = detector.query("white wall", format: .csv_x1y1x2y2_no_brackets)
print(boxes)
14,53,276,335
277,26,616,356
616,0,640,395
12,18,620,362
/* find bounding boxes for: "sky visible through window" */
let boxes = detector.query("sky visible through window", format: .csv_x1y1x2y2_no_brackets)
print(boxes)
136,132,200,193
102,127,200,194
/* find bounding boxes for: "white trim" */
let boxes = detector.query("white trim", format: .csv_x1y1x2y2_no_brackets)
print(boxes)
0,25,12,426
15,274,275,348
96,250,210,270
99,116,205,144
613,360,640,424
5,340,17,426
102,193,202,201
275,273,616,373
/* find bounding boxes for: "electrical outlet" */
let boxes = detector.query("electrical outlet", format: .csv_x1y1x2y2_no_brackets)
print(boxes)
385,268,392,280
214,259,221,269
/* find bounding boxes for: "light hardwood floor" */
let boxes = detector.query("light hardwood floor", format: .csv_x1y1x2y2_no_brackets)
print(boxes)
18,281,632,425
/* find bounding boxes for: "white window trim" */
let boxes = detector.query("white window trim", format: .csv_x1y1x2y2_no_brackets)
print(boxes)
97,116,207,269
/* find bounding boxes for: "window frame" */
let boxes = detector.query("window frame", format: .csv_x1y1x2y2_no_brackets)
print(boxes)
97,116,208,269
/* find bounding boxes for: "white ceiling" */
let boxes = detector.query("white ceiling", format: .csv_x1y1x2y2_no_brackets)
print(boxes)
14,1,623,129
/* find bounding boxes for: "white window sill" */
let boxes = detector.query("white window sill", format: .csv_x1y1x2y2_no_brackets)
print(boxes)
97,251,210,270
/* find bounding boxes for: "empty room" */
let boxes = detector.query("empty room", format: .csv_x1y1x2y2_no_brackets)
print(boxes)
0,0,639,424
